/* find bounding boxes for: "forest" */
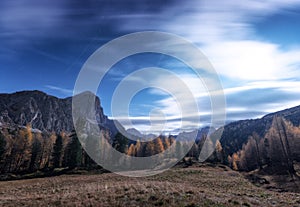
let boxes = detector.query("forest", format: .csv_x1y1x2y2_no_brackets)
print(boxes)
228,116,300,176
0,116,299,178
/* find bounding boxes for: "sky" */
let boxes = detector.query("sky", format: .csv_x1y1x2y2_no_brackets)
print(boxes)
1,0,300,134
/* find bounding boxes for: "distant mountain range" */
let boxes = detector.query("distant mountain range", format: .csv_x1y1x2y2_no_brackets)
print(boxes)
126,128,157,140
0,90,299,156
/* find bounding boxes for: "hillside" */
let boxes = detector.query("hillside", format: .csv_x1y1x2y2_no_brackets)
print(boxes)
219,105,300,156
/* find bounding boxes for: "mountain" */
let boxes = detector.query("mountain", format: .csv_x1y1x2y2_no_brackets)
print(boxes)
219,105,300,156
1,90,299,157
0,90,119,135
126,128,143,137
126,128,157,140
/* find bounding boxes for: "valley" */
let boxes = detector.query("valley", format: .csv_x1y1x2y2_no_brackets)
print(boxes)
1,91,300,207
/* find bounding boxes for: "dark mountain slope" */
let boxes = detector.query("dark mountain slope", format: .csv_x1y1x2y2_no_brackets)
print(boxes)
220,105,300,156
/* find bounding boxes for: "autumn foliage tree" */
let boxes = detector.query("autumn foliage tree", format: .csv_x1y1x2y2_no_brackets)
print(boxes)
264,116,296,175
153,137,165,154
127,144,135,156
229,116,299,176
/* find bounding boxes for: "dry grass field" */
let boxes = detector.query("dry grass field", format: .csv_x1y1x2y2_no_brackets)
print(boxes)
0,165,300,207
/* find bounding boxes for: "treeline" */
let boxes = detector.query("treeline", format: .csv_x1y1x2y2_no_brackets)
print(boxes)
0,125,227,174
5,117,298,176
113,133,178,157
228,116,300,175
0,126,106,174
112,132,226,164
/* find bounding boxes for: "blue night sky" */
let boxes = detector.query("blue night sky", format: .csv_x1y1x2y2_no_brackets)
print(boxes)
1,0,300,134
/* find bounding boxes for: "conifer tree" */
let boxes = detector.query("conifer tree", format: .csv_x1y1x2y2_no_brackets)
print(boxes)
0,132,6,161
52,134,63,169
112,132,128,153
65,131,82,169
29,137,41,172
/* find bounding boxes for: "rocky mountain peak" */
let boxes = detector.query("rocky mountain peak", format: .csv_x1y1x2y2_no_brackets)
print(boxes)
0,90,118,135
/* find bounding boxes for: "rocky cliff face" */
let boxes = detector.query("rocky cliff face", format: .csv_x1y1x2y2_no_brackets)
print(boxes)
0,90,118,135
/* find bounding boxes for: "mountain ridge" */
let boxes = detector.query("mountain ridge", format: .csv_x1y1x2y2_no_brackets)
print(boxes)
0,90,119,135
1,90,300,155
219,104,300,155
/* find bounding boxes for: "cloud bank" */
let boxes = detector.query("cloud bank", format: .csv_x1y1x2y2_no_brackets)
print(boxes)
1,0,300,133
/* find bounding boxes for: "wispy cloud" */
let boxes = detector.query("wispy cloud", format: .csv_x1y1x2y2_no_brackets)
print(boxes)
100,0,300,133
45,85,73,96
203,41,300,81
2,0,300,133
111,71,300,133
118,0,300,81
118,0,300,131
